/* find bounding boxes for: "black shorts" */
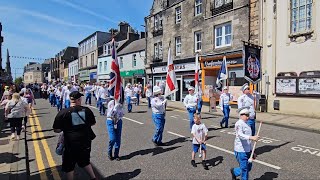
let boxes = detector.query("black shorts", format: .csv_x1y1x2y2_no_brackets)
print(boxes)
62,144,91,172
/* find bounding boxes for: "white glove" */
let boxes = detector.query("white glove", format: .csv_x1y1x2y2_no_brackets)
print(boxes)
220,107,223,111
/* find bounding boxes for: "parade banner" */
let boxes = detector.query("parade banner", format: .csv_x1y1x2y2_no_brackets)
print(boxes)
243,44,262,84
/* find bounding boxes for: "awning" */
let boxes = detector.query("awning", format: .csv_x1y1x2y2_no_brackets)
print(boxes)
120,69,145,77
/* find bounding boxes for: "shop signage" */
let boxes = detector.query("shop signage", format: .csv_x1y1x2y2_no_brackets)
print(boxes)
79,70,89,76
243,44,262,84
152,63,194,74
203,58,242,67
120,69,145,77
98,74,110,80
90,72,97,80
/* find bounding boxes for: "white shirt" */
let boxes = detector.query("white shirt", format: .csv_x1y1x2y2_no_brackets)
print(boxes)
234,119,252,152
125,87,134,97
98,87,109,99
55,90,63,98
183,94,198,109
191,123,208,144
94,86,101,98
238,94,255,119
5,100,29,118
151,96,166,114
133,87,140,94
63,89,71,101
146,88,152,98
107,100,124,120
84,85,93,94
220,93,233,106
70,86,79,92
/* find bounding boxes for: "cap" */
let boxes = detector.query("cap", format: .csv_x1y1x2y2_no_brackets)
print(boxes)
69,91,84,100
127,83,131,86
223,86,228,90
188,86,195,91
101,82,106,85
238,107,250,115
153,86,162,95
241,83,249,92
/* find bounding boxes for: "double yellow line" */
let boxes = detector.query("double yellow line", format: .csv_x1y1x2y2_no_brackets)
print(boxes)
29,108,60,180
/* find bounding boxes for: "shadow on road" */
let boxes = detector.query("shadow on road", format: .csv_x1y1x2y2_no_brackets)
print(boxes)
254,172,279,180
163,137,186,146
33,128,54,133
26,135,55,142
205,156,224,169
131,111,147,114
33,108,49,111
255,141,291,156
105,169,141,180
120,146,182,160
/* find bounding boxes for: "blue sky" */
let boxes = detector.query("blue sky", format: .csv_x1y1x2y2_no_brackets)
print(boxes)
0,0,153,79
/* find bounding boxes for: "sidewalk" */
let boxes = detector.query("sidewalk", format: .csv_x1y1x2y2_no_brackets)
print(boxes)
141,98,320,134
0,109,28,180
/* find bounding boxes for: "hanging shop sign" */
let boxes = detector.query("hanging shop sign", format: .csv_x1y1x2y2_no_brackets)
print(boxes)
243,43,262,84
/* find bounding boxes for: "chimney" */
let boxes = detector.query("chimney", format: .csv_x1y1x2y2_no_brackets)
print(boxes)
119,21,129,33
140,32,145,39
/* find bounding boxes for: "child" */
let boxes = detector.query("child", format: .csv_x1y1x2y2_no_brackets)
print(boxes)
191,114,208,169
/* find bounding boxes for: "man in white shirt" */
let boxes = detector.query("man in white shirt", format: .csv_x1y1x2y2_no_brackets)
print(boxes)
84,83,93,105
98,82,109,115
133,84,140,106
125,83,134,113
231,107,259,180
183,86,198,130
63,85,72,108
55,86,63,111
219,86,233,128
145,84,152,109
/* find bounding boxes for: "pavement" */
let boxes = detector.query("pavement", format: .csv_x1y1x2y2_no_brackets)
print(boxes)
1,97,320,179
161,98,320,134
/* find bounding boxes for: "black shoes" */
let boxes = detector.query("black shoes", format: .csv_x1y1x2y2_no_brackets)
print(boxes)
202,160,208,170
230,168,236,180
114,156,120,161
220,122,223,128
152,140,158,146
152,140,165,146
191,160,197,167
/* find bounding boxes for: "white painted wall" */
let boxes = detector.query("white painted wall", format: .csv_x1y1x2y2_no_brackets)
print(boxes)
119,51,145,71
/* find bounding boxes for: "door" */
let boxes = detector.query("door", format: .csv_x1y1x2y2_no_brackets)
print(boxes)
176,79,181,101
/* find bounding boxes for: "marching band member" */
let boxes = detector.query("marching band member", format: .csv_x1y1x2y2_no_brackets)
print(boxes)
84,82,93,105
63,85,72,108
231,107,259,180
125,83,134,113
238,83,260,135
133,84,141,106
106,97,124,161
183,86,198,130
98,82,109,115
55,86,63,112
145,84,152,109
219,86,233,128
151,86,167,146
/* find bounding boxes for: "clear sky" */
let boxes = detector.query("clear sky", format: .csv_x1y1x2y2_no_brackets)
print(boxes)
0,0,153,79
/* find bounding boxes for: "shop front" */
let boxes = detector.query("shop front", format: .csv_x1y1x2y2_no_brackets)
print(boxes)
200,53,248,104
89,71,97,83
79,70,89,83
151,61,195,102
120,69,145,87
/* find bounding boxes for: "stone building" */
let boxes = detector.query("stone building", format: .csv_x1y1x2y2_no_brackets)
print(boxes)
145,0,258,102
23,62,50,84
261,0,320,117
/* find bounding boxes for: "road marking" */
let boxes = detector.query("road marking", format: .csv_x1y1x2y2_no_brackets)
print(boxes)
29,116,47,180
182,119,189,121
168,131,186,138
32,109,60,180
167,131,281,170
296,145,320,151
122,117,144,125
170,116,178,119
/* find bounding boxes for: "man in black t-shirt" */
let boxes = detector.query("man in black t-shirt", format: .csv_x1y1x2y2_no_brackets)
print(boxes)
53,91,96,180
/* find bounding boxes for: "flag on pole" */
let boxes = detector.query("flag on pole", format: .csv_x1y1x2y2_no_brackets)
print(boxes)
216,56,228,91
164,46,178,97
195,53,199,94
108,38,123,103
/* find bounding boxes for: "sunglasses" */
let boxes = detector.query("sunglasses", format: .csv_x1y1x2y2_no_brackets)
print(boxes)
241,114,249,117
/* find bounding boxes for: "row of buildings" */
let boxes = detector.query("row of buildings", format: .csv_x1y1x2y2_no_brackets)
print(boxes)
24,0,320,117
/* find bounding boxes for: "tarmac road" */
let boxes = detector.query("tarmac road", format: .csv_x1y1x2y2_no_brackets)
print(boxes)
25,98,320,179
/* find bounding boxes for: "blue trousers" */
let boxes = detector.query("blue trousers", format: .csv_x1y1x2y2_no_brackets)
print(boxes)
56,97,62,111
64,100,70,108
106,119,122,157
152,113,165,144
135,93,140,105
147,97,151,108
85,93,91,105
197,100,203,114
96,97,100,108
247,119,256,136
126,96,132,112
187,107,196,130
233,151,252,180
99,99,106,115
49,94,56,106
221,105,230,127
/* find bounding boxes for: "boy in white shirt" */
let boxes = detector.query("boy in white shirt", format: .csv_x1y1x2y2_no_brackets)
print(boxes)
191,114,208,169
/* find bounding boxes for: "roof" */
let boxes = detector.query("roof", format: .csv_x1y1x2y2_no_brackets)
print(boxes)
118,39,145,56
78,31,107,44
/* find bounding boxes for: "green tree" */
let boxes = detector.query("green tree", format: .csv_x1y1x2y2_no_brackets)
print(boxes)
14,77,23,85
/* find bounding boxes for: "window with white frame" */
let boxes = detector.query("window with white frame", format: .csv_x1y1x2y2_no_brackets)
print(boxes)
176,6,181,24
120,57,123,69
194,31,202,52
154,43,159,59
107,44,112,55
215,22,232,48
291,0,313,34
158,42,163,59
91,53,94,65
175,36,182,55
154,14,163,30
104,61,107,71
99,62,102,72
104,44,107,54
195,0,202,16
132,54,137,67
